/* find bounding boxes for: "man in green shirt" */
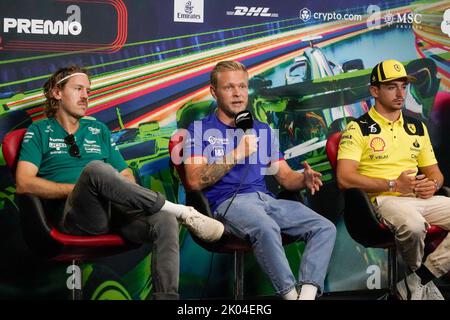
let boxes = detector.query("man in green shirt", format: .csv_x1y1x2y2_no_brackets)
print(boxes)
16,65,224,300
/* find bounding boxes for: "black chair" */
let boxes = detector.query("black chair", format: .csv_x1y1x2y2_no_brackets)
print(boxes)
326,131,448,299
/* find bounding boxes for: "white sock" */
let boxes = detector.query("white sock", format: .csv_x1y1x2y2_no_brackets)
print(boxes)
159,200,190,219
298,284,318,300
282,287,299,300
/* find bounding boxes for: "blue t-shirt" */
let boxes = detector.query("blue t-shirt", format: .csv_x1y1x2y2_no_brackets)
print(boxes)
185,112,283,212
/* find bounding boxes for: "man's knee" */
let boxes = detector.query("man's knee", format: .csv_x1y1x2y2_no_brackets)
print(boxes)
79,161,116,185
83,160,112,177
320,218,337,239
398,219,427,239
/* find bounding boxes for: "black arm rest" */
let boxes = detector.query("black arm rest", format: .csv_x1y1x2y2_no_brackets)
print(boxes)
185,190,213,218
16,193,62,257
437,186,450,197
343,188,393,248
265,174,305,203
277,189,305,203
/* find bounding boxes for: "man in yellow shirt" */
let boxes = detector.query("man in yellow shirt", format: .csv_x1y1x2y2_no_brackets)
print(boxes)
337,59,450,300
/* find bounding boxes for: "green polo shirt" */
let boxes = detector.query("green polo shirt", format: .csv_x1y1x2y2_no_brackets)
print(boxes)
19,117,128,184
337,107,437,200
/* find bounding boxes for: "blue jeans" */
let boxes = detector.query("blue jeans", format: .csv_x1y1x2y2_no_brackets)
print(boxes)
214,191,336,296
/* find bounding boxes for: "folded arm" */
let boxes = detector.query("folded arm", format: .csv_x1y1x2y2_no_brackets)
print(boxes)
415,164,444,199
337,159,418,195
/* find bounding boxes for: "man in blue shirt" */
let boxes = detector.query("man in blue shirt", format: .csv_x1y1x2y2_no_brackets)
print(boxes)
184,61,336,300
15,65,224,299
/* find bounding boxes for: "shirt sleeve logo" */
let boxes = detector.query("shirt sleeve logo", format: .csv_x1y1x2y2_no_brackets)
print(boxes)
213,146,225,157
88,127,101,135
407,123,416,134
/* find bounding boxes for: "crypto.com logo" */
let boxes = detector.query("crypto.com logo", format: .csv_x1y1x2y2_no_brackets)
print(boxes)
367,5,422,29
299,8,311,22
226,6,279,18
299,7,362,23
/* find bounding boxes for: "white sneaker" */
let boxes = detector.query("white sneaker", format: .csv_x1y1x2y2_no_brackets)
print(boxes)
178,207,224,242
423,281,445,300
396,272,425,300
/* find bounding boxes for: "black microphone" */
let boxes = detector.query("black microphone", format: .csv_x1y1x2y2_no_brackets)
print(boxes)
235,110,253,132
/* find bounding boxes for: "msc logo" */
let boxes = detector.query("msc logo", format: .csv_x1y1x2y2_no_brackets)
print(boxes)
174,0,204,23
367,5,422,30
299,8,311,22
226,6,279,18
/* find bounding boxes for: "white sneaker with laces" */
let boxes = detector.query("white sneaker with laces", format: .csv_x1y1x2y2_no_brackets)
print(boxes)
396,272,425,300
423,281,445,300
178,207,224,242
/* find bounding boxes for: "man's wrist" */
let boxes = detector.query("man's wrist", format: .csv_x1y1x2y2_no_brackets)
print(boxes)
388,180,396,192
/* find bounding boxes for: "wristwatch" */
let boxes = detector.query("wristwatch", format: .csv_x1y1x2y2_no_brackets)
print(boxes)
433,179,440,191
388,180,396,192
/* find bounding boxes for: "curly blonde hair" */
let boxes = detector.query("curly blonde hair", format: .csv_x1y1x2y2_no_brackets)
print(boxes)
42,65,89,118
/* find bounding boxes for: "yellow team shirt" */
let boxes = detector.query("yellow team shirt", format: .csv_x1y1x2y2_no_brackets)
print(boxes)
337,107,437,200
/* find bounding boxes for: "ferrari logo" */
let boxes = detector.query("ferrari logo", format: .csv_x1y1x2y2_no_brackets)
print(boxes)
408,123,416,134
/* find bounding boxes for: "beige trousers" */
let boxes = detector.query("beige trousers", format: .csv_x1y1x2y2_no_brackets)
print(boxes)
375,195,450,277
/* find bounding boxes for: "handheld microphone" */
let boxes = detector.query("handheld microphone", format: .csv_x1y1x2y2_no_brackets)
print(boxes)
235,110,253,132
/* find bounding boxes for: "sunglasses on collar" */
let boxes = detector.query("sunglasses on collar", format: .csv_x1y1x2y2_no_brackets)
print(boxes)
64,134,81,158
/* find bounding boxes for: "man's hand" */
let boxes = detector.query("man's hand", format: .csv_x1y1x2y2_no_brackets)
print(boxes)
394,169,417,194
414,176,436,199
234,134,258,162
303,161,323,195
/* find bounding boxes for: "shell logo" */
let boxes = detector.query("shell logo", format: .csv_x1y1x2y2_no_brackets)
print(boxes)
370,137,386,152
